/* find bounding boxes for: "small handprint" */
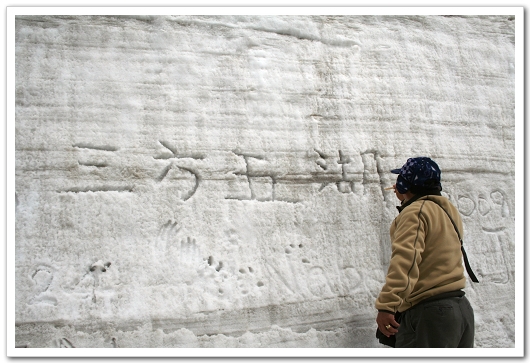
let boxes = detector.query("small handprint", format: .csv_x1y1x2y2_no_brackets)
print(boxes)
156,220,181,253
179,237,202,267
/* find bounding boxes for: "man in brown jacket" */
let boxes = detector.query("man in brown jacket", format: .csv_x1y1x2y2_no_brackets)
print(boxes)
375,157,476,348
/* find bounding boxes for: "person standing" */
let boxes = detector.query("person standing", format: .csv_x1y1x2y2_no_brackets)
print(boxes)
375,157,478,348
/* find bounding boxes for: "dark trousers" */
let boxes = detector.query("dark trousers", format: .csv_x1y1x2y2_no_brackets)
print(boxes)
395,295,475,348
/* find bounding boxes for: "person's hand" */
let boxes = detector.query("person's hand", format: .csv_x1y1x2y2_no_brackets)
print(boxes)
376,311,400,337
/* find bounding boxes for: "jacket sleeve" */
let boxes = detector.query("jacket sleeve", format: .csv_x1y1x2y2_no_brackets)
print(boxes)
375,204,427,313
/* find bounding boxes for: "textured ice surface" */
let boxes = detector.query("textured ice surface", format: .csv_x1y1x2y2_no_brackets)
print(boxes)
14,14,516,349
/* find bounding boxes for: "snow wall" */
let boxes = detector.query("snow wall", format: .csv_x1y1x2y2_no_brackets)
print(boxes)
14,15,516,349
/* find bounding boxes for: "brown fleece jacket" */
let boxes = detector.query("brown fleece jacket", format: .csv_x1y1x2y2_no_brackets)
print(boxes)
375,195,466,313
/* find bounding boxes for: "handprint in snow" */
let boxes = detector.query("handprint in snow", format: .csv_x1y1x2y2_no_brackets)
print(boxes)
177,237,206,285
154,221,208,284
155,220,181,254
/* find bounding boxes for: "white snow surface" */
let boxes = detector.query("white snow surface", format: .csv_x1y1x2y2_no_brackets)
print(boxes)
14,15,516,350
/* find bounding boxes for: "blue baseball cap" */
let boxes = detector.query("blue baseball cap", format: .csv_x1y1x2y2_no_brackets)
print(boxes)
391,157,441,194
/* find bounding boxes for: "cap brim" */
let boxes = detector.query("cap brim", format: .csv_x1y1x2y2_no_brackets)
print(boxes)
390,169,401,174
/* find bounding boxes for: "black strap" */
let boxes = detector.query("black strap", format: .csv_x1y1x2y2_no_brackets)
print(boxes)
425,199,479,283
